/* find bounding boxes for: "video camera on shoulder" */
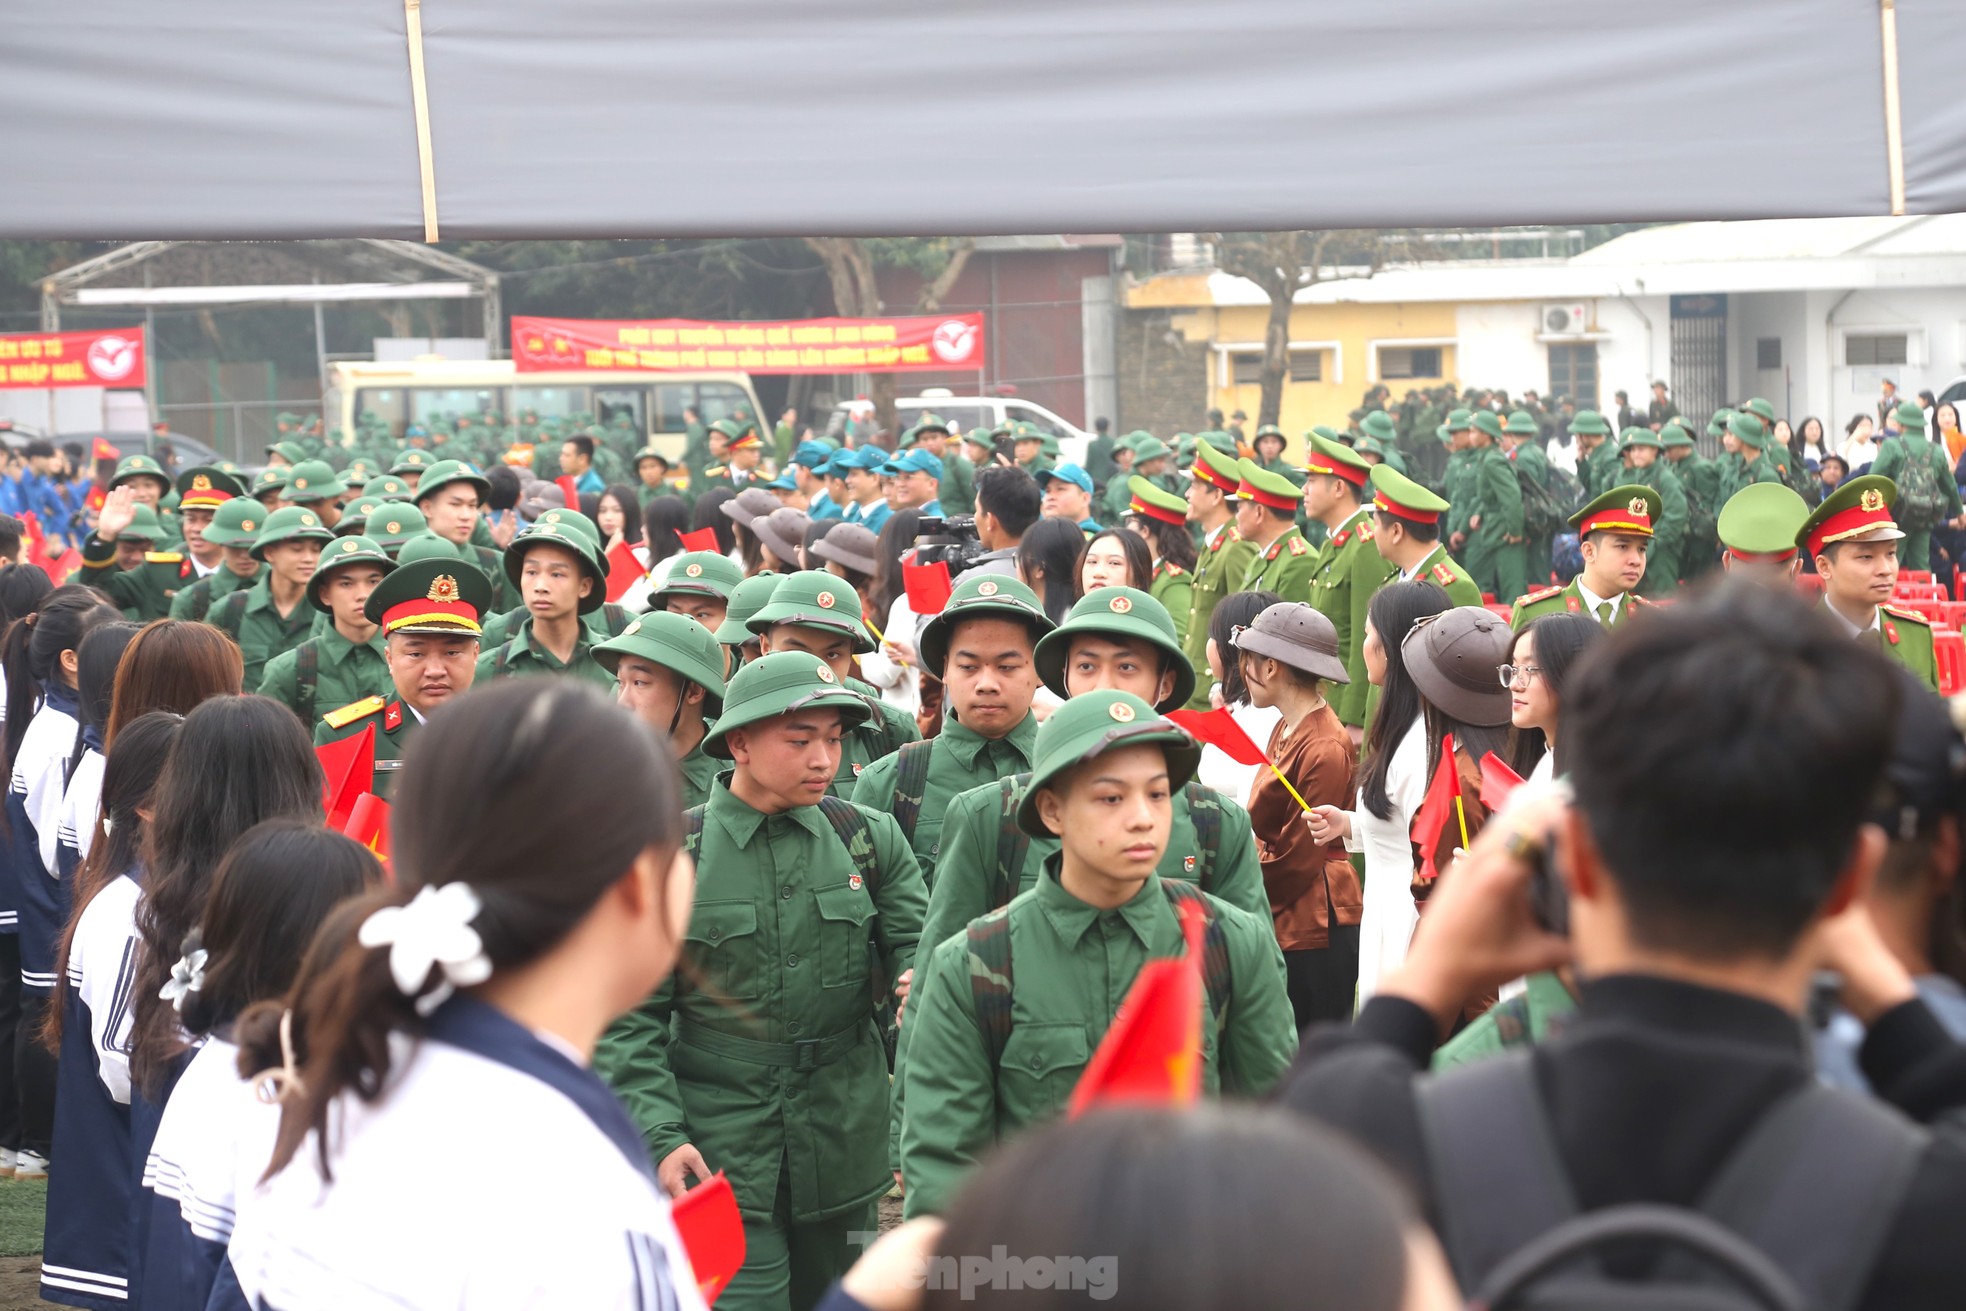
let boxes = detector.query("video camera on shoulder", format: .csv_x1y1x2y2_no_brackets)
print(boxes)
912,515,990,579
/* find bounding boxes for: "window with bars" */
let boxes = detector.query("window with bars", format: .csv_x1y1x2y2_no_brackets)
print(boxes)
1231,351,1323,385
1379,346,1442,379
1845,334,1909,367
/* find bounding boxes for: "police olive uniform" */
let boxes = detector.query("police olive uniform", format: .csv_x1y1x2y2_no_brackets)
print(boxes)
1123,477,1197,647
1798,474,1940,691
312,558,493,799
596,653,928,1311
1511,485,1665,630
849,575,1052,876
896,692,1298,1217
1235,459,1318,601
209,506,337,688
1301,435,1397,729
1367,465,1485,608
592,610,730,812
1179,439,1259,710
742,571,921,798
474,522,617,692
255,536,395,727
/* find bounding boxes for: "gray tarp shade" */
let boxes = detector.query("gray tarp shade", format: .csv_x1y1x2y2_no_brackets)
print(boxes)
5,0,1965,240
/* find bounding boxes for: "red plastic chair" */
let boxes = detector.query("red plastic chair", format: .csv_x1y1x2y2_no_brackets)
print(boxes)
1485,603,1513,626
1902,570,1934,583
1934,631,1966,697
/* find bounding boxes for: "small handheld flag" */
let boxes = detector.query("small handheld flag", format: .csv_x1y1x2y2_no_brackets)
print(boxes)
1067,899,1207,1116
670,1172,746,1304
901,559,954,615
677,526,721,554
1479,752,1526,813
604,538,643,602
555,475,581,513
315,725,375,830
1409,735,1466,883
1166,707,1314,815
340,792,392,872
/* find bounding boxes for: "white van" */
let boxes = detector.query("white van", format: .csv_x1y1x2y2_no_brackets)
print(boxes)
825,390,1090,466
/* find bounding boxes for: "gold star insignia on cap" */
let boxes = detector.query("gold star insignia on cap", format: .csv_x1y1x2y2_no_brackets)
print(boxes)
1627,498,1646,516
685,563,703,578
1109,701,1136,722
542,511,562,523
192,475,211,491
242,518,257,532
1861,488,1885,512
624,620,641,635
817,591,837,609
815,663,836,682
385,520,401,533
1109,595,1132,614
301,514,317,526
341,540,358,553
427,574,460,603
294,478,308,489
977,581,999,596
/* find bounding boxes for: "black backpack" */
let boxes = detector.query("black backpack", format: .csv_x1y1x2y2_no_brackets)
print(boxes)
1521,465,1586,539
1417,1052,1925,1311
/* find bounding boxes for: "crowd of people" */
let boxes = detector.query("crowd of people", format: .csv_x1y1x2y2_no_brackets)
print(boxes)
0,382,1960,1311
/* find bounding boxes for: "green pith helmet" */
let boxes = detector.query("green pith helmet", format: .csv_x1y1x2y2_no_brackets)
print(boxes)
363,474,414,501
394,532,476,567
201,497,267,547
1728,411,1772,451
1895,399,1927,431
1661,421,1697,449
528,507,602,544
1567,410,1611,437
1741,397,1776,425
917,573,1053,679
389,448,435,476
1717,483,1811,557
1620,427,1665,451
651,551,744,606
366,502,429,551
280,460,341,505
1032,585,1194,710
110,455,172,494
1504,411,1539,437
713,572,782,647
337,495,384,533
1014,690,1202,838
701,651,870,760
307,536,395,613
592,610,729,715
248,505,334,561
414,459,492,506
1708,408,1738,439
503,523,609,615
744,570,873,653
251,468,289,499
116,503,169,544
1359,411,1399,444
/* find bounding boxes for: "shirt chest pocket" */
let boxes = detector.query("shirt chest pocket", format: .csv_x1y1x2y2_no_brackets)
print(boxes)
998,1022,1089,1118
813,883,877,989
684,901,760,1002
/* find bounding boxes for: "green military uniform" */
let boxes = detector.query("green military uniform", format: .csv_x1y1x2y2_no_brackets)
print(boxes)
256,535,395,725
1663,422,1721,580
1721,411,1789,507
741,570,919,798
592,610,729,810
1179,438,1260,709
1235,459,1318,601
210,506,337,687
649,551,744,617
896,692,1297,1216
1463,412,1527,603
414,459,515,613
1797,474,1939,690
1301,434,1397,728
1870,401,1962,576
1405,543,1483,606
1433,971,1580,1069
311,558,494,799
1124,477,1197,647
105,455,179,543
596,653,928,1311
1511,485,1665,630
850,574,1052,874
1506,411,1553,585
279,460,341,513
167,497,265,621
1566,411,1614,500
76,502,195,622
475,521,616,691
1617,429,1690,598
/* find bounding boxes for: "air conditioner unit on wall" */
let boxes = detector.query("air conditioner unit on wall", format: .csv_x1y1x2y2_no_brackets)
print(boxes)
1541,303,1590,336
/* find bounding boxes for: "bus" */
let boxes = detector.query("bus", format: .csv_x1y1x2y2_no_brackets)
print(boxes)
324,360,765,462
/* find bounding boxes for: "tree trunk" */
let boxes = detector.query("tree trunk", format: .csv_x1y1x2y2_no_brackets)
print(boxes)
916,238,976,313
1259,289,1291,428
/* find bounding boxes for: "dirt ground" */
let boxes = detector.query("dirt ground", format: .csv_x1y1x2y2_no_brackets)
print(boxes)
0,1259,53,1311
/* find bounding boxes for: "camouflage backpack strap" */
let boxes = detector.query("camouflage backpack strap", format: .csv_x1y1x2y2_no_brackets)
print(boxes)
683,804,706,858
888,739,936,845
1160,880,1233,1020
815,794,881,894
989,775,1033,913
187,578,215,622
602,602,630,637
965,907,1016,1069
1181,780,1223,889
295,641,320,726
213,587,251,638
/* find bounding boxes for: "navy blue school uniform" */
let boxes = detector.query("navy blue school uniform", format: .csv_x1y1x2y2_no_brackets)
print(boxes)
10,684,82,996
42,870,142,1309
125,1047,197,1307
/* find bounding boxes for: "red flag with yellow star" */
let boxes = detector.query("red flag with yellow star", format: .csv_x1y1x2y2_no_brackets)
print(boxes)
315,725,374,829
341,791,391,871
670,1172,746,1304
1067,899,1206,1117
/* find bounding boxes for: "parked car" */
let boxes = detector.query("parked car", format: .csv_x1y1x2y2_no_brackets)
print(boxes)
824,391,1090,466
57,430,242,475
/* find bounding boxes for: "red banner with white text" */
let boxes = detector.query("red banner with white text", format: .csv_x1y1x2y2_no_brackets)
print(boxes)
0,327,146,390
512,314,985,376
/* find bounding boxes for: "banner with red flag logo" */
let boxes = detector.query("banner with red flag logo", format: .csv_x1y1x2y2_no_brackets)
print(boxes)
513,314,986,376
0,328,146,390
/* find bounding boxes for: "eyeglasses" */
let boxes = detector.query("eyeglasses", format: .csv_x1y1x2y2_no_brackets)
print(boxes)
1498,663,1542,687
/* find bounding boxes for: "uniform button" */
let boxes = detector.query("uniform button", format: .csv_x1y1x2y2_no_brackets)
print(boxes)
788,1021,803,1035
781,886,793,900
708,929,722,942
1029,1056,1043,1070
787,954,799,967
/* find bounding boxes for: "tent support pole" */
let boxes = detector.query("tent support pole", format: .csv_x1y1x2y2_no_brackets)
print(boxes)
403,0,441,242
1881,0,1906,216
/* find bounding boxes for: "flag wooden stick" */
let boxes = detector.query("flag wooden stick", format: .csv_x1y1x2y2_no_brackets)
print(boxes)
1264,761,1315,815
861,613,910,667
1453,793,1470,851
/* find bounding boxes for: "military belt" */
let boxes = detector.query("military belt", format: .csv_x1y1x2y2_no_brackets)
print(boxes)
676,1017,863,1072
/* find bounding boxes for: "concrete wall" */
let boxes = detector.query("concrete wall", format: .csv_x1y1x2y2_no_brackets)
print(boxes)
1116,307,1210,437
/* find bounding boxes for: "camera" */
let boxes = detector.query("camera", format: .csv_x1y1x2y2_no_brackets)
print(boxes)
911,515,991,579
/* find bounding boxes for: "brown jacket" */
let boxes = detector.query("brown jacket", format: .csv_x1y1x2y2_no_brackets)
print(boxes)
1249,701,1361,951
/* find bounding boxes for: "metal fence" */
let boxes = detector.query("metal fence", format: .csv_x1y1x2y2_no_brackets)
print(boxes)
157,399,323,463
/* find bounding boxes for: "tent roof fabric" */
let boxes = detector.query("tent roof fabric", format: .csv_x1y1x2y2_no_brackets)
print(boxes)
5,0,1964,240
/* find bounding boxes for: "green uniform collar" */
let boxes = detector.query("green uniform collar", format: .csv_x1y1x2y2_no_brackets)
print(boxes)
318,624,387,668
937,711,1038,771
1035,858,1166,950
705,774,837,846
508,616,597,672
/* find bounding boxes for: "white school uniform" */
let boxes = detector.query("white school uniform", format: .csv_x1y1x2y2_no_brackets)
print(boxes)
226,997,705,1311
11,687,81,992
54,740,104,883
1347,715,1429,1009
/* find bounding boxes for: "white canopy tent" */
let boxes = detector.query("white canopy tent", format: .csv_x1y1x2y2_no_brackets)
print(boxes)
4,0,1964,240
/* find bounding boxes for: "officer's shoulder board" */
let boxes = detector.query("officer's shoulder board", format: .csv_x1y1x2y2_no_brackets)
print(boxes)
321,695,387,730
1881,603,1934,629
1430,562,1458,587
1356,520,1376,541
144,551,183,564
1162,562,1185,578
1286,535,1309,557
1517,584,1565,607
